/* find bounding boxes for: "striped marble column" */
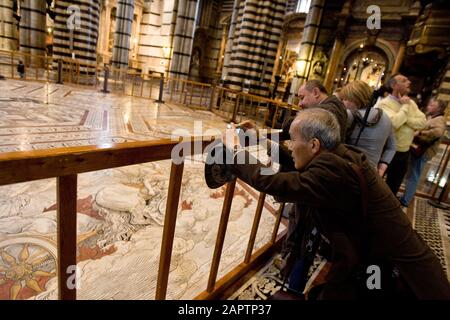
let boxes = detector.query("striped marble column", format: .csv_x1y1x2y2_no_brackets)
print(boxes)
221,0,240,79
0,0,16,50
196,0,222,82
168,0,198,79
286,0,298,13
226,0,287,96
295,0,324,84
111,0,135,69
137,0,165,73
52,0,100,73
19,0,47,64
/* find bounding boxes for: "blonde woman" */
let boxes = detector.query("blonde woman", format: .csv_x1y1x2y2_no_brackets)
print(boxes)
340,80,396,176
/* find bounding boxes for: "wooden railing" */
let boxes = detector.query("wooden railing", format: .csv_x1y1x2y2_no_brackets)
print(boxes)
209,86,300,129
0,49,297,129
0,138,286,300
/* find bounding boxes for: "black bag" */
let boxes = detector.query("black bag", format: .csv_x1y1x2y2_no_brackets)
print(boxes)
409,136,439,157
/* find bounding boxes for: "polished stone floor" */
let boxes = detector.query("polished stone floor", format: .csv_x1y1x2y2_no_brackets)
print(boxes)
0,79,284,300
0,79,229,153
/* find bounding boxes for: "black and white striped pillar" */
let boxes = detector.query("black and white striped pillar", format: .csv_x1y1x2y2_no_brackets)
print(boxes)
111,0,135,69
293,0,324,84
137,0,164,73
19,0,47,63
221,0,240,79
52,0,100,74
168,0,198,79
0,0,16,50
226,0,286,96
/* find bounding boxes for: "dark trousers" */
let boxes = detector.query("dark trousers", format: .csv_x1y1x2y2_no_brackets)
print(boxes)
386,151,410,196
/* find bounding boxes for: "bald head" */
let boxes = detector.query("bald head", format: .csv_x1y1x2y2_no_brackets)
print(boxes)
388,74,411,96
298,80,329,108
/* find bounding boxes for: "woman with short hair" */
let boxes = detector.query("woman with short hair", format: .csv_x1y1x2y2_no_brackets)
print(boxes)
340,80,396,176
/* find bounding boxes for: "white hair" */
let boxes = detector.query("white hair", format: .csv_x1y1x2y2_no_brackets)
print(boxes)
291,108,341,150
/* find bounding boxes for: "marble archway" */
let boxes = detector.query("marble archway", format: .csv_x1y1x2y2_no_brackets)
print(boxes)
336,39,395,89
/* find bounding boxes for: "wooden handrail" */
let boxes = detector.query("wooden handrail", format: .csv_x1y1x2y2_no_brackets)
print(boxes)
166,77,212,87
0,136,286,300
0,138,212,186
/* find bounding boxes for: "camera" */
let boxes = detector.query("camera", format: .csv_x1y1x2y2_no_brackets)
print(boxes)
227,123,242,135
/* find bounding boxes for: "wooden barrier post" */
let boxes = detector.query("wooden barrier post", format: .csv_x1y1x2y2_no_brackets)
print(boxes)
169,78,174,101
271,203,285,243
244,193,266,263
189,83,194,106
208,85,216,111
231,93,239,123
57,174,78,300
131,74,136,96
271,105,280,129
46,57,50,82
207,180,236,292
181,81,186,105
155,161,184,300
199,85,204,108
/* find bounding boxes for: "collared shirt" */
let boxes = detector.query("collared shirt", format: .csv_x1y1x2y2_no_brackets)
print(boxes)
388,94,400,103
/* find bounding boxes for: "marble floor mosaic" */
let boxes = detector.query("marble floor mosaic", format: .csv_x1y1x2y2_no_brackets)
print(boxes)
0,79,285,300
0,79,228,153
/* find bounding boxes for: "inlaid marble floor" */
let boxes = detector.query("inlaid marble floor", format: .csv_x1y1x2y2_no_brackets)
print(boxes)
0,79,284,300
0,79,229,153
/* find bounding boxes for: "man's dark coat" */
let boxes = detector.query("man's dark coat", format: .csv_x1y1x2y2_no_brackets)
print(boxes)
232,144,450,299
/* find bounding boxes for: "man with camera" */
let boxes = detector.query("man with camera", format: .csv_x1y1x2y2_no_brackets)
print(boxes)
208,108,450,299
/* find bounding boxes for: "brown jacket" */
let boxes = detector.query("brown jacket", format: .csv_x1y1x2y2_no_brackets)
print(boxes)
417,114,447,159
232,144,450,299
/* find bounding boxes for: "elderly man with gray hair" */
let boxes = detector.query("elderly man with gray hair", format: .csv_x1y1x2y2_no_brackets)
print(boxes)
218,108,450,300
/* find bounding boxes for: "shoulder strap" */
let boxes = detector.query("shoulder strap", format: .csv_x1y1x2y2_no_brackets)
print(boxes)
354,93,378,146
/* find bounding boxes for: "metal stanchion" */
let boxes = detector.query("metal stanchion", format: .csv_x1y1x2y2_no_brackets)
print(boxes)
57,59,63,84
155,72,165,103
101,65,110,93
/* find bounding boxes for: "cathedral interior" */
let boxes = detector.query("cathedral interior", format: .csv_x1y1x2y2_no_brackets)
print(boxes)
0,0,449,300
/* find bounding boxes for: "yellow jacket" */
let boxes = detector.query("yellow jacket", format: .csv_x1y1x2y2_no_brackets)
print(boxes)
375,95,426,152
